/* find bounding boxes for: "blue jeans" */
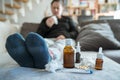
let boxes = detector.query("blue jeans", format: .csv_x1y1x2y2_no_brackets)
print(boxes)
5,32,51,69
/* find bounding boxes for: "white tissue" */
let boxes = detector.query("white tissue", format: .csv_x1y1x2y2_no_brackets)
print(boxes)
79,58,95,68
45,60,63,73
51,16,58,24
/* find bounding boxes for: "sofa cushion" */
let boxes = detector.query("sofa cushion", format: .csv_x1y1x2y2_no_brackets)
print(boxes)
107,20,120,41
80,20,107,27
20,23,39,38
76,23,120,51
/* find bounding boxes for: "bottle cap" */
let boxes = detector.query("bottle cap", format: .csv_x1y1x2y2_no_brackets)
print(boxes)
97,47,104,59
76,42,81,52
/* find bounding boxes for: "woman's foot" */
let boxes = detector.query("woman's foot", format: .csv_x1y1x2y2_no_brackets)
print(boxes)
25,32,51,69
5,33,34,67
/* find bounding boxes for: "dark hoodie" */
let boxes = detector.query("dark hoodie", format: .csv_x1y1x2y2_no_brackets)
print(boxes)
36,16,78,40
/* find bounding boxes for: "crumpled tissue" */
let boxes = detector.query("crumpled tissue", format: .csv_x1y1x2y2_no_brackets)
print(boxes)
45,60,63,73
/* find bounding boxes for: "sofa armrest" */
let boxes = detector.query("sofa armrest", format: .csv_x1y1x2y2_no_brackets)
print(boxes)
0,22,19,53
104,50,120,64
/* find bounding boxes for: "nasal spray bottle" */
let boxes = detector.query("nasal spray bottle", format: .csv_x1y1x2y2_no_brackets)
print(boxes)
95,47,104,70
75,42,81,63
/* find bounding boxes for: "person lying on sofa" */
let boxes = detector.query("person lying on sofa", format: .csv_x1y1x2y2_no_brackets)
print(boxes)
5,0,78,70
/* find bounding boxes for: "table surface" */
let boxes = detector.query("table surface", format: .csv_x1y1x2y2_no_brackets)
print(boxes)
72,51,120,80
0,51,120,80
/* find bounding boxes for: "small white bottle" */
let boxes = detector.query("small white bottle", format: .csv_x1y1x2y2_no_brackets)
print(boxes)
95,47,104,70
75,42,81,63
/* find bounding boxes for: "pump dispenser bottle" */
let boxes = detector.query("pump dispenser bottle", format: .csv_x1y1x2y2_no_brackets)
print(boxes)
76,42,81,63
95,47,104,70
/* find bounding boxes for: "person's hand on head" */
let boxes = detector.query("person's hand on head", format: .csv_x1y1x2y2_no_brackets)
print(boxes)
56,35,65,40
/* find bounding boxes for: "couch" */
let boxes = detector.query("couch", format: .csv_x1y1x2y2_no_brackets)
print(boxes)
0,19,120,80
20,19,120,64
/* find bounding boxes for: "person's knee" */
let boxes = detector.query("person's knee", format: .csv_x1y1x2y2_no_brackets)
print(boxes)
26,32,46,46
6,33,24,42
6,33,25,49
27,32,44,40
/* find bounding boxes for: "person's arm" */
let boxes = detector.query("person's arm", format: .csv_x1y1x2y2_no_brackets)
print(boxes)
36,17,50,37
56,16,78,40
67,17,78,39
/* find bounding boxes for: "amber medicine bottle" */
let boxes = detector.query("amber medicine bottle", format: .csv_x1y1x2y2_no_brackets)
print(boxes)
63,39,74,68
76,42,81,63
95,47,104,70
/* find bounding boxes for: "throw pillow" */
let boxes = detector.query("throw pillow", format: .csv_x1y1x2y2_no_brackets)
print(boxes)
108,22,120,41
76,23,120,51
20,23,39,38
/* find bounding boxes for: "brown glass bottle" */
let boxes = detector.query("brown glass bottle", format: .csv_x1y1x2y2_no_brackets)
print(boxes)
63,39,74,68
95,47,104,70
95,58,103,70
